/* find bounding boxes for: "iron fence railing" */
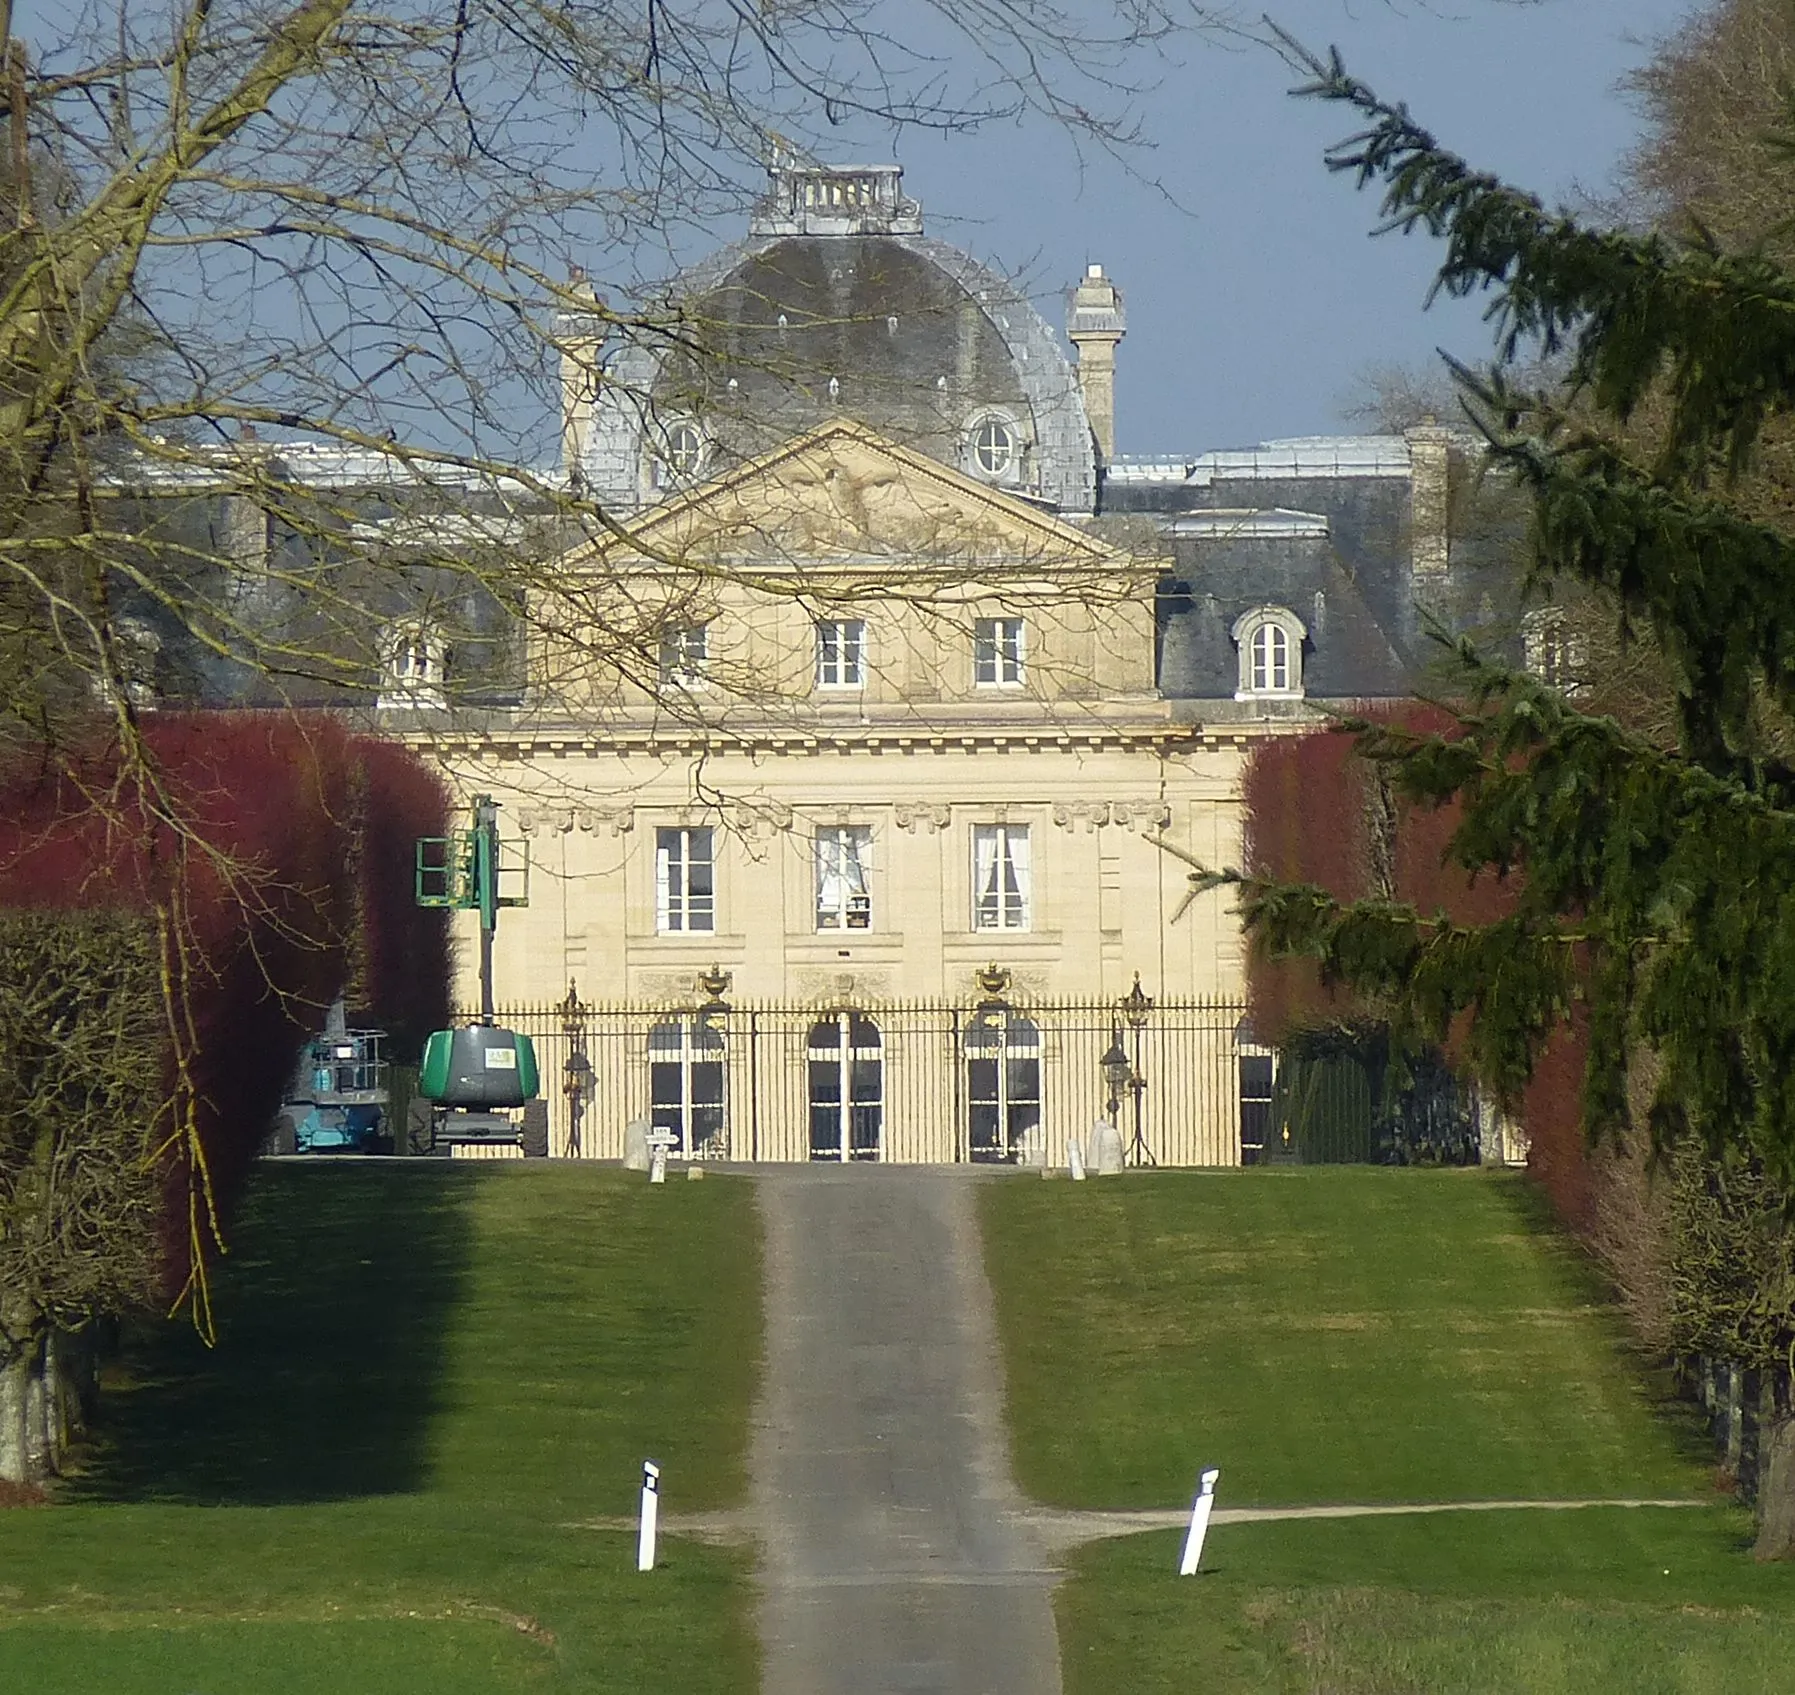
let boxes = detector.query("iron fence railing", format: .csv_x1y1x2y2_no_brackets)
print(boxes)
465,996,1253,1166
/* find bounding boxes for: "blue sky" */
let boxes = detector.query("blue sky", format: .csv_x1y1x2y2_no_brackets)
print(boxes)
22,2,1706,463
855,0,1702,455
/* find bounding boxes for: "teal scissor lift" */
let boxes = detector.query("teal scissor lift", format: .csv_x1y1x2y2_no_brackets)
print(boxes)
415,795,540,1149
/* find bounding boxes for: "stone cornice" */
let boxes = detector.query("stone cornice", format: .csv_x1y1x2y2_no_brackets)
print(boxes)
404,717,1277,759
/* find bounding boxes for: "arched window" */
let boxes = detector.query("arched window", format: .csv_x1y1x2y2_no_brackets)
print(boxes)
965,1013,1041,1163
648,1017,726,1157
807,1013,883,1161
1231,607,1307,701
967,414,1018,480
378,622,447,709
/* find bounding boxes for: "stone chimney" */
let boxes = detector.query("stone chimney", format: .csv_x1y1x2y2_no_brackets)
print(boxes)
1404,419,1454,577
558,271,605,482
1067,263,1125,464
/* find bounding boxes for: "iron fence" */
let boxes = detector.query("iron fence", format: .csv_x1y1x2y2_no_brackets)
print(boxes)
465,995,1253,1167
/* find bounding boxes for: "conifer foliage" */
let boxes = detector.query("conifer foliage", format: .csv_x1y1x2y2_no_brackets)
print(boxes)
1220,32,1795,1556
1221,35,1795,1193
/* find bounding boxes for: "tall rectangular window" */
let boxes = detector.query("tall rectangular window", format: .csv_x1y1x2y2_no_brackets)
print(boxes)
659,624,709,687
972,824,1031,931
656,827,715,933
973,617,1025,686
815,826,873,930
816,619,866,688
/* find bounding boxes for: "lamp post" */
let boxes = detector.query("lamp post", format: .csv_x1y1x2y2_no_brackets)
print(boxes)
1120,972,1155,1167
559,978,593,1157
1100,1027,1132,1120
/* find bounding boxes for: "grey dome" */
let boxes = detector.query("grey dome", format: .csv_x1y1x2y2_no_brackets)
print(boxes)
578,167,1096,516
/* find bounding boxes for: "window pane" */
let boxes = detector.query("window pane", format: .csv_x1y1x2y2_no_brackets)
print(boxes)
691,1060,725,1108
973,620,998,684
650,1061,682,1107
809,1103,843,1160
690,1104,724,1151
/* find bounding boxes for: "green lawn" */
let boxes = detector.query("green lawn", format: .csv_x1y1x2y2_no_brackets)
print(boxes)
981,1167,1705,1509
1059,1509,1795,1695
981,1167,1795,1693
0,1163,762,1693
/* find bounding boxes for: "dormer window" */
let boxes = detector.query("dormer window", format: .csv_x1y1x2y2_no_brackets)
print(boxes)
1232,607,1306,702
379,623,447,710
967,413,1019,482
1522,607,1589,695
651,421,707,489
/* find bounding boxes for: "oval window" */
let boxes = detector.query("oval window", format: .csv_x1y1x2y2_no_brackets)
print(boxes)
656,422,706,486
970,416,1016,479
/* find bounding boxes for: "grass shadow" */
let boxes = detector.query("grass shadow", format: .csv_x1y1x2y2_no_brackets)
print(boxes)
73,1161,479,1505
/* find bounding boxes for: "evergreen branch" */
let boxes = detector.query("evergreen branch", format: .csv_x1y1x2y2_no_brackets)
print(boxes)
1271,23,1795,476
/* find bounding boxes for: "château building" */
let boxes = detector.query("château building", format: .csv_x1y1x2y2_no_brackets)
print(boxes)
403,164,1497,1165
108,163,1510,1165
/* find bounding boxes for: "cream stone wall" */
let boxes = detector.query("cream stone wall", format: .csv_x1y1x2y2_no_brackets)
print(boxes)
428,734,1250,1011
414,418,1269,1018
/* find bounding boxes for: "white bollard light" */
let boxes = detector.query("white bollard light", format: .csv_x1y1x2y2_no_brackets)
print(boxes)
1068,1139,1087,1181
637,1460,661,1571
1179,1466,1220,1576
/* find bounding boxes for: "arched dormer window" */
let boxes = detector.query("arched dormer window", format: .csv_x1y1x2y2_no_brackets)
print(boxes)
1232,606,1307,702
964,410,1024,484
378,622,447,710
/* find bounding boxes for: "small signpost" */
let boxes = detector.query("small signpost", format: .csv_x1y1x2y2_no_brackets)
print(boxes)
645,1128,676,1184
638,1460,661,1571
1179,1467,1221,1575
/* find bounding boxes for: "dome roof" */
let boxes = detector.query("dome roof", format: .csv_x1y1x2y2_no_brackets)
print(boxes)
578,167,1096,516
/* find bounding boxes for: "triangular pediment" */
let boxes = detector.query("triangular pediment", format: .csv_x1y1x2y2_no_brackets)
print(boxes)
569,420,1135,576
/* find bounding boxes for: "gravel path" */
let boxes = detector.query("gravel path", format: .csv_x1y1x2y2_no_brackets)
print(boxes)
749,1165,1060,1695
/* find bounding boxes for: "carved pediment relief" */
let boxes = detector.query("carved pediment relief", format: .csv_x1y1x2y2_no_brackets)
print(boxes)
577,420,1129,576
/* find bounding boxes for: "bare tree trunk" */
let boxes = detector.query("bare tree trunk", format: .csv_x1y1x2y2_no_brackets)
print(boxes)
0,1343,28,1484
1756,1371,1795,1561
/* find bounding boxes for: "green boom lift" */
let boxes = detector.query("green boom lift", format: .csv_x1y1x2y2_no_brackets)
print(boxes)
414,794,540,1149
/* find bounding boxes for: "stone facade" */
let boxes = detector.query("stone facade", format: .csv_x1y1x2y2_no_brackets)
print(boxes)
424,422,1255,1012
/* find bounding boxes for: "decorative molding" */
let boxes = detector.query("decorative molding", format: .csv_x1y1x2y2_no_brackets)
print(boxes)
893,801,951,833
1049,800,1171,831
741,799,794,841
515,807,576,836
1112,800,1172,831
579,804,634,834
